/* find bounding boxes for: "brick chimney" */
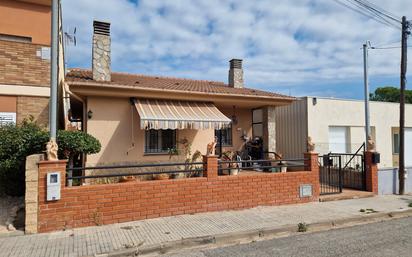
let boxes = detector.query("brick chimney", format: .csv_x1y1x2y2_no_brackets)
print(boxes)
92,20,111,82
228,59,243,88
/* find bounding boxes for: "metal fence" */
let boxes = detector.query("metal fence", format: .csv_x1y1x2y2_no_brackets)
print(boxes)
218,158,307,175
337,153,365,190
319,155,342,195
66,161,205,186
319,153,366,195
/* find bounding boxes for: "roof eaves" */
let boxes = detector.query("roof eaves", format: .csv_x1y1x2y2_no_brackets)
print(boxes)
67,80,296,101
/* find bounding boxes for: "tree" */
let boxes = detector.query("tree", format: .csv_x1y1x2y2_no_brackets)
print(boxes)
370,86,412,104
57,130,101,185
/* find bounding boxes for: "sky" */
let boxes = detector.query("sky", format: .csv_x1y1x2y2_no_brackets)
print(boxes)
61,0,412,99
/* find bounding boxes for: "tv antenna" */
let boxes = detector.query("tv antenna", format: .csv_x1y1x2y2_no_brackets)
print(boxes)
64,27,77,46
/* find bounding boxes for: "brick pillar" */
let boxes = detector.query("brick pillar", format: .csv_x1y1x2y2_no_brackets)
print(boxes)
203,155,218,178
304,152,320,199
262,106,276,154
25,154,44,234
304,152,319,172
365,151,378,194
37,160,67,232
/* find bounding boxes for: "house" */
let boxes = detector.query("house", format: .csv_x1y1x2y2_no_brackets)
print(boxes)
275,96,412,168
0,0,52,126
65,21,295,166
29,20,382,233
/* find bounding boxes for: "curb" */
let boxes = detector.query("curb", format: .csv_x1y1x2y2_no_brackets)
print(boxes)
96,209,412,257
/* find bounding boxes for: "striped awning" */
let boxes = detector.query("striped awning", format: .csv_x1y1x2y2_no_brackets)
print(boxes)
134,99,232,130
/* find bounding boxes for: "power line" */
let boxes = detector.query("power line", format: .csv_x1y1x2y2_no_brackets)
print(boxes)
371,46,412,49
372,40,401,48
348,0,401,29
352,0,400,24
333,0,401,30
358,0,399,19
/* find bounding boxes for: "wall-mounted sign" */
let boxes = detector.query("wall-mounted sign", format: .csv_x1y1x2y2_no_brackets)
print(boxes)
36,47,51,60
300,184,313,198
0,112,16,125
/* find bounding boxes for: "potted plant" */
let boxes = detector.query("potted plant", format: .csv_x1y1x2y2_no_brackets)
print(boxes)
154,173,170,180
222,151,239,175
119,176,137,183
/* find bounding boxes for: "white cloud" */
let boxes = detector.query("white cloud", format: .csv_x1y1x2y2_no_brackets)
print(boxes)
62,0,412,97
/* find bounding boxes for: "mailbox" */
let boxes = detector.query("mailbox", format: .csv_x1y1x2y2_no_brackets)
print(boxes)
47,172,61,201
371,152,380,164
323,155,333,166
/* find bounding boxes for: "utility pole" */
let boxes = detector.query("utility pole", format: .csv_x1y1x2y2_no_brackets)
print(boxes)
399,16,409,195
50,0,59,141
363,41,371,150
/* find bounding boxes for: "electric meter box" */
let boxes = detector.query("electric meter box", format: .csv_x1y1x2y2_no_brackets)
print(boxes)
47,172,61,201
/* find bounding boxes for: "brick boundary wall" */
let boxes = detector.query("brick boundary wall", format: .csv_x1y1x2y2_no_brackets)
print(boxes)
36,153,319,233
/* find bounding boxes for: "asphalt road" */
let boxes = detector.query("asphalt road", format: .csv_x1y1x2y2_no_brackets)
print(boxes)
164,217,412,257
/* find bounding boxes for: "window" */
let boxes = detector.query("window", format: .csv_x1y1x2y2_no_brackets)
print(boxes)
393,133,400,154
0,33,32,43
215,125,232,146
252,108,263,138
144,129,176,154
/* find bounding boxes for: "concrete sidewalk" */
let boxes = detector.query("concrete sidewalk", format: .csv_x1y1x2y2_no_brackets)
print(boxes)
1,195,412,257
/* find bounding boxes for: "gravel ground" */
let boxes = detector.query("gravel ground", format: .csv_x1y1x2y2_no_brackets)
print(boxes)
0,196,24,234
166,216,412,257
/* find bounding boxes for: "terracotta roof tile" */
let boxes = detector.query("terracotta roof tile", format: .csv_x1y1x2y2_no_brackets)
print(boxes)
66,68,294,100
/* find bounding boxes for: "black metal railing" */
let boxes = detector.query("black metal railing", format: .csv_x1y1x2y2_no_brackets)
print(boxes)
336,153,365,190
218,158,307,174
66,161,205,185
319,154,342,195
319,144,366,195
342,143,365,170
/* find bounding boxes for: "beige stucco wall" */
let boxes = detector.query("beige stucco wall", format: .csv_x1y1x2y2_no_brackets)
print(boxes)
216,106,253,154
85,96,218,165
306,97,412,168
85,97,256,165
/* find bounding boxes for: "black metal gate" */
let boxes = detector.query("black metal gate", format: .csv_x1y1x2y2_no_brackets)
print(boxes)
319,154,342,195
319,152,366,195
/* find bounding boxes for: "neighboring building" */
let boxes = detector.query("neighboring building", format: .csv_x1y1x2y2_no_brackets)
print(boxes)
0,0,52,126
65,21,294,166
275,96,412,168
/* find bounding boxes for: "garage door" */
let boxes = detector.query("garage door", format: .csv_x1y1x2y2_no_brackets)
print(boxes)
329,126,348,153
406,128,412,166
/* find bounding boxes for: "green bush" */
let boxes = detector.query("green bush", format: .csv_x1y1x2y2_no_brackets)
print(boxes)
0,121,101,196
0,120,48,196
57,130,101,160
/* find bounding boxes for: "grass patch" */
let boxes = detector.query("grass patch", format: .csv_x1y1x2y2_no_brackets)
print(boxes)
297,222,308,232
360,208,378,214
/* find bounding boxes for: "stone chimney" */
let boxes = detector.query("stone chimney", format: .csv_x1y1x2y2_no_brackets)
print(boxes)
92,20,111,82
228,59,243,88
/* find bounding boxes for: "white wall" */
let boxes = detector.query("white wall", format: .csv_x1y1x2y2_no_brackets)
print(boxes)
306,97,412,168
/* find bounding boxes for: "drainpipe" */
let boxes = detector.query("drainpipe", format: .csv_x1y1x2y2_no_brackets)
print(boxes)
63,82,86,129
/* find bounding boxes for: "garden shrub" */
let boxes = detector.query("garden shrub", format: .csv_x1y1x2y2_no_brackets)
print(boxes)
0,120,48,196
0,120,101,196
